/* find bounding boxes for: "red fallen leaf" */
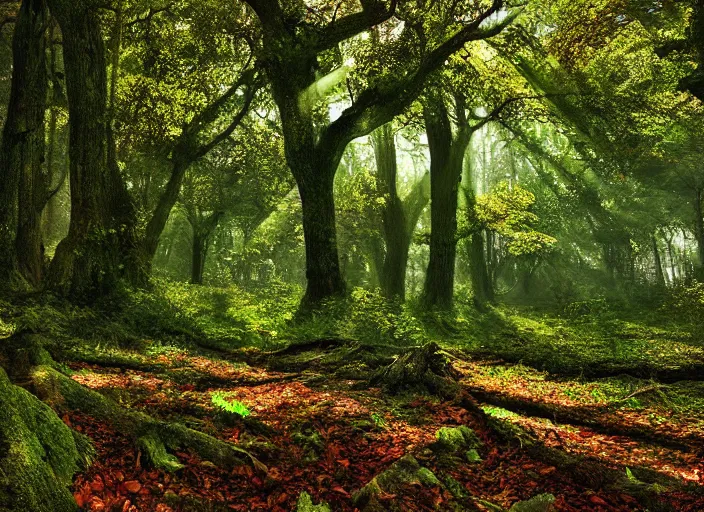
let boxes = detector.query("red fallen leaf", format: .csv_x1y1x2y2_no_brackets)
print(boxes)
62,414,72,427
538,466,556,475
74,492,88,508
155,505,174,512
114,471,125,482
589,495,609,506
90,477,104,492
331,486,350,496
124,480,141,493
89,497,106,511
122,500,132,512
337,459,351,468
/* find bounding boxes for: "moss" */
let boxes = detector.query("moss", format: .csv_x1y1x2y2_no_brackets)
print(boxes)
352,455,442,511
509,494,556,512
137,433,185,472
0,368,81,512
296,491,331,512
435,426,482,453
32,366,262,472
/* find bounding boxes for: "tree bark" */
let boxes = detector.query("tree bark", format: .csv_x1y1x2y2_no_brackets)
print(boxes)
0,0,49,284
422,93,471,309
46,0,141,297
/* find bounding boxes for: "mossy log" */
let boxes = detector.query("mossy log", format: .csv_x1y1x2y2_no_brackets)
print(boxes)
0,367,86,512
370,342,461,397
30,365,265,473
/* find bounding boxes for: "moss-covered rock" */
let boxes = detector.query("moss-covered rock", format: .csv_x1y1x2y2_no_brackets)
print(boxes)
295,491,331,512
435,426,482,452
352,454,442,511
0,367,82,512
509,494,556,512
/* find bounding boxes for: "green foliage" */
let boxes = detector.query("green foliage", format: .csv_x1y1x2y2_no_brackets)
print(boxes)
665,283,704,328
211,393,250,417
475,182,557,256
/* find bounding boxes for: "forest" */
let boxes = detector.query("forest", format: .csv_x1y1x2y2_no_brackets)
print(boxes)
0,0,703,510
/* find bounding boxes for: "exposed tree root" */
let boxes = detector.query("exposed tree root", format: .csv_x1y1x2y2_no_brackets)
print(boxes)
467,386,699,451
30,365,266,473
370,342,462,398
488,415,694,511
470,352,704,383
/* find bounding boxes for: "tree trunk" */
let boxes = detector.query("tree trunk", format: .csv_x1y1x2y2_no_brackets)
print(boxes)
468,231,494,308
422,94,471,309
0,0,49,284
297,163,346,303
372,124,409,299
652,234,666,287
694,188,704,280
191,233,207,285
188,211,222,285
46,0,141,297
143,157,189,267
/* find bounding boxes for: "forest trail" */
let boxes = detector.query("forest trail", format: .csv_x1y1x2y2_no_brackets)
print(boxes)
62,341,704,512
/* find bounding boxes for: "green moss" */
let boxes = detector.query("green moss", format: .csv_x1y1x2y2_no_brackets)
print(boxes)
137,433,185,472
509,493,555,512
434,426,482,453
352,455,442,510
296,491,331,512
0,368,81,512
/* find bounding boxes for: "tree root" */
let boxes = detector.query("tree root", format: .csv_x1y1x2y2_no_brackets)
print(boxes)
370,342,462,398
488,415,692,511
30,365,266,473
467,386,698,451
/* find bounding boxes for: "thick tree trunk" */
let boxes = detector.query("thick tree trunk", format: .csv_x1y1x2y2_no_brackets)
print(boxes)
46,0,141,297
297,164,346,303
422,95,471,309
0,0,49,284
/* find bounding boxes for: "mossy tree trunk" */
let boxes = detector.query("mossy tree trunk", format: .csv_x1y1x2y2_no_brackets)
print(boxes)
46,0,142,297
0,0,49,286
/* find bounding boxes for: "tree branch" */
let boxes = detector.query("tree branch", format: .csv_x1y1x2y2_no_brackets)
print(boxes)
319,0,519,158
311,0,397,52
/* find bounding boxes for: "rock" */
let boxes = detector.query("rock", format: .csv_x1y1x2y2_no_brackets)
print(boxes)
296,491,331,512
434,425,482,453
510,493,556,512
352,455,442,511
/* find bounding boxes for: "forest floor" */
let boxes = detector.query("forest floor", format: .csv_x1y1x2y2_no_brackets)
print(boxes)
61,338,704,512
3,284,704,511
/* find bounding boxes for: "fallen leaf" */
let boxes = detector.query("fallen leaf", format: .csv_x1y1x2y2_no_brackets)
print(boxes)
124,480,141,493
